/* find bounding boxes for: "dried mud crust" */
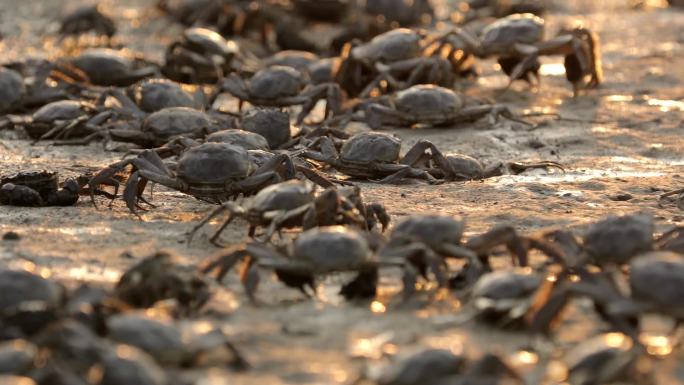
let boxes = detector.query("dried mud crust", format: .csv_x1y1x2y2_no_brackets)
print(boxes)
2,1,684,384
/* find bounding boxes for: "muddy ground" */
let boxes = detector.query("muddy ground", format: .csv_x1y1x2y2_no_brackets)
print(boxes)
2,0,684,384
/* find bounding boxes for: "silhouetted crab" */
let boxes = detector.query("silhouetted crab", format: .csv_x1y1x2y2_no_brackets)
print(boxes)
66,49,157,87
87,142,296,215
530,251,684,346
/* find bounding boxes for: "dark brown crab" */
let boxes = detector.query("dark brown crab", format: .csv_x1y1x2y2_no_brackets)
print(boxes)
188,179,389,245
335,28,457,98
59,5,116,40
87,142,295,215
369,349,521,385
163,27,245,84
114,251,211,314
302,131,441,183
216,66,342,124
434,13,602,95
66,49,158,87
403,139,564,181
14,100,114,141
382,214,564,294
530,251,684,346
0,170,80,207
365,84,521,130
203,226,414,302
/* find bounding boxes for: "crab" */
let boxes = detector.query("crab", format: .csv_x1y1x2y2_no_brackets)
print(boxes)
365,84,519,129
205,129,270,151
385,139,564,181
71,106,226,149
434,13,602,94
0,268,64,339
541,213,654,269
239,108,292,149
383,214,565,293
66,49,158,87
217,66,343,124
163,27,244,84
335,28,457,97
13,100,113,141
1,170,80,207
106,313,248,370
469,268,543,328
127,78,198,113
203,226,416,302
531,251,684,341
59,5,116,40
87,142,295,215
368,349,521,385
561,333,654,385
302,132,443,183
0,67,26,113
188,179,389,245
114,251,211,314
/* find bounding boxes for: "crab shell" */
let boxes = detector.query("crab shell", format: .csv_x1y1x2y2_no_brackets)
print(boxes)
0,67,25,112
0,339,37,374
445,154,485,179
263,50,319,72
480,13,545,56
629,251,684,308
583,214,653,265
471,269,540,317
0,269,63,312
32,100,95,124
71,49,139,86
240,108,291,149
377,349,465,385
390,214,466,252
248,66,305,100
564,332,636,384
206,129,269,151
107,314,186,365
142,107,219,141
131,78,196,112
339,132,401,163
289,226,374,271
393,85,465,119
176,142,257,185
250,180,315,214
351,28,422,63
182,27,239,59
